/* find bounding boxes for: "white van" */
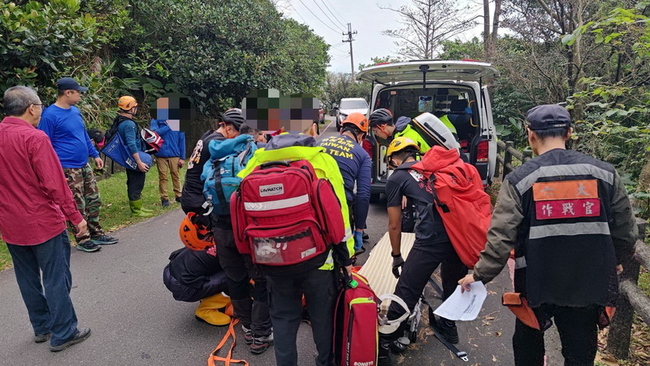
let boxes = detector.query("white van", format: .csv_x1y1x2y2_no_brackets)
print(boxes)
335,97,369,131
356,60,499,200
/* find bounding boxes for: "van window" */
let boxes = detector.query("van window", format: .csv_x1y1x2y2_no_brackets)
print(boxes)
374,85,478,143
340,99,368,109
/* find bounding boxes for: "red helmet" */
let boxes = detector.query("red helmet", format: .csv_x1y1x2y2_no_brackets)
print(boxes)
179,212,214,250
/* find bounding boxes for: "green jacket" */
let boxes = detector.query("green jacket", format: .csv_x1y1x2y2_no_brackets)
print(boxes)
395,124,431,153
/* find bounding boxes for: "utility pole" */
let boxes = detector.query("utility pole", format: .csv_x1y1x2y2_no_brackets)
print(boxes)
342,23,357,81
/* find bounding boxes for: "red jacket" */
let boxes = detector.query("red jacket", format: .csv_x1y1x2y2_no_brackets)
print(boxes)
0,116,83,245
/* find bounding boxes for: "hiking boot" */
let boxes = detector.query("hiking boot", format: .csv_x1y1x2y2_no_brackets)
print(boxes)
161,198,170,208
175,196,182,203
250,333,273,355
76,240,101,253
50,327,91,352
90,234,118,245
362,231,369,240
34,333,50,343
378,340,393,366
434,317,459,344
241,325,254,345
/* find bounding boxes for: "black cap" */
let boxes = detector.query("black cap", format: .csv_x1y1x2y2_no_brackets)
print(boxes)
526,104,571,130
56,77,88,92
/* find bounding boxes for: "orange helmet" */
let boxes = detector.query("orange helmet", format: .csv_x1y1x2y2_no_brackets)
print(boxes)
179,212,214,251
118,96,138,111
342,112,369,133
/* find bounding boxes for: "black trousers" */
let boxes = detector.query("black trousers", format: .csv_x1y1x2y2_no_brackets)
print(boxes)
384,242,468,340
267,269,336,366
213,222,271,337
513,304,602,366
126,168,146,201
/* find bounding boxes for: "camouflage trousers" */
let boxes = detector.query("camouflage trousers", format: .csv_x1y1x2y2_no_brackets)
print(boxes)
64,164,104,242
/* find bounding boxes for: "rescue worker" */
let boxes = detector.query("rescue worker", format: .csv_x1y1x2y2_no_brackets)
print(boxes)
113,96,153,217
238,133,355,366
458,104,637,366
379,137,468,366
319,112,371,254
368,108,431,153
204,109,273,354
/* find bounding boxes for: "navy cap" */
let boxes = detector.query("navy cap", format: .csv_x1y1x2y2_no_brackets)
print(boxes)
56,77,88,92
526,104,571,130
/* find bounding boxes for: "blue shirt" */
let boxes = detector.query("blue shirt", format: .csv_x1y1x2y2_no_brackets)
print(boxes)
117,118,142,155
38,105,99,168
319,134,371,230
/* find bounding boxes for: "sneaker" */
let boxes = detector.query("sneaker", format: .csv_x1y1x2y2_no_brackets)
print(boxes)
250,332,273,355
378,340,393,366
241,325,254,345
50,327,91,352
175,196,182,203
362,231,369,240
90,234,118,245
161,198,170,208
34,333,50,343
434,316,459,344
76,240,101,253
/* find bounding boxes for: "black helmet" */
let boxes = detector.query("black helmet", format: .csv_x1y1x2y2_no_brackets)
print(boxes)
369,108,393,127
220,108,245,130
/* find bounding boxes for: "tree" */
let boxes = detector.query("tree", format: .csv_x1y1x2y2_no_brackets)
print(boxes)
380,0,478,59
357,56,404,71
322,72,371,109
483,0,503,60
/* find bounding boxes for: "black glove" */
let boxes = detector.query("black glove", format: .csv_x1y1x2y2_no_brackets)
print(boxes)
392,254,405,279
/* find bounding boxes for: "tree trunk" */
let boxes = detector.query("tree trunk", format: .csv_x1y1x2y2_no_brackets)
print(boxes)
483,0,491,60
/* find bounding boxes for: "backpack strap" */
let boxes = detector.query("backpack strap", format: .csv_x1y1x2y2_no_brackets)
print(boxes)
207,318,249,366
428,175,450,213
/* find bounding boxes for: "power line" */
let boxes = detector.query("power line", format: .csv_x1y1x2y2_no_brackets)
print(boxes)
296,0,342,35
319,0,347,29
310,0,344,31
322,0,348,26
287,3,308,24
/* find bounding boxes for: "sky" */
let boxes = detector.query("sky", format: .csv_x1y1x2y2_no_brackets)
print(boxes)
277,0,486,74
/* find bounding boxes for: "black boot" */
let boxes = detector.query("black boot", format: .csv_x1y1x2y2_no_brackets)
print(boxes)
434,316,459,344
378,340,393,366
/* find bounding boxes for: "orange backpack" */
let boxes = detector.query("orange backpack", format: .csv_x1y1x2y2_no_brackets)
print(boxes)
411,146,492,268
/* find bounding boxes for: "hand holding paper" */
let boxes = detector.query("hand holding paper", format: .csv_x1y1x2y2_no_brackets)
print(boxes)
433,282,487,321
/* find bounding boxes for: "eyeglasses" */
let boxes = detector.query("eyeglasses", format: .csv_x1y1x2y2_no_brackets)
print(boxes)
32,103,43,109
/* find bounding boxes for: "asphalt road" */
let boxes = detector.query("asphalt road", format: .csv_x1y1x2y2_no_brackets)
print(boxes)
0,118,559,365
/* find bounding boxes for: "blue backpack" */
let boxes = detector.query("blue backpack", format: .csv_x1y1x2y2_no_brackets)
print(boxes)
201,134,257,216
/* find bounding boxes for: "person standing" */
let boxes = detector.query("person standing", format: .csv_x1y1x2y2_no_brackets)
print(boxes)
378,137,469,366
319,112,371,254
150,119,186,207
459,104,638,365
112,96,152,217
0,86,92,352
39,77,118,252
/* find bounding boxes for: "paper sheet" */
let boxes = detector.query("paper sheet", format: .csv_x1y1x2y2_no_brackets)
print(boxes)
433,282,487,321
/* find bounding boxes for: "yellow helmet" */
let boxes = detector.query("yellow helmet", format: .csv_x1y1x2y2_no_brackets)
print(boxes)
118,96,138,111
386,136,419,158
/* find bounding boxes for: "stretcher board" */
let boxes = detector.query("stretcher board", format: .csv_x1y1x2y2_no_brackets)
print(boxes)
358,232,416,313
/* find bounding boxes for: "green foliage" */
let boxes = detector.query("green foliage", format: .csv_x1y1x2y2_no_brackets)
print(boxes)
321,73,371,109
357,56,403,71
438,37,484,61
565,4,650,180
0,0,102,92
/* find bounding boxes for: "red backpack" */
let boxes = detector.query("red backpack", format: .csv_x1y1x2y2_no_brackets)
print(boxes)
230,159,345,267
411,146,492,268
333,272,380,366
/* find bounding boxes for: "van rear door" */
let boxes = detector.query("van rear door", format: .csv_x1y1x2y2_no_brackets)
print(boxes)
357,60,498,84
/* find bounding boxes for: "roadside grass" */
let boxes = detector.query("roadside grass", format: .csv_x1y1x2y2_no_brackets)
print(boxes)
0,164,184,271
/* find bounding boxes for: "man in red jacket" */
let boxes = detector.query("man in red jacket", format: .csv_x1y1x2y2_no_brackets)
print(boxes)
0,86,91,352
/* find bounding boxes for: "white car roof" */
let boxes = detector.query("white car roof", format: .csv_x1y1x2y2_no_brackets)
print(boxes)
357,60,499,84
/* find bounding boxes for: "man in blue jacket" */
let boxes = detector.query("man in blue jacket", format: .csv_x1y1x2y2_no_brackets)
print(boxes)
39,77,118,252
319,112,371,254
150,119,186,207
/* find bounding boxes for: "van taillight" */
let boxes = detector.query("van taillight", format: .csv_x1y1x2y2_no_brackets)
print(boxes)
477,140,489,162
